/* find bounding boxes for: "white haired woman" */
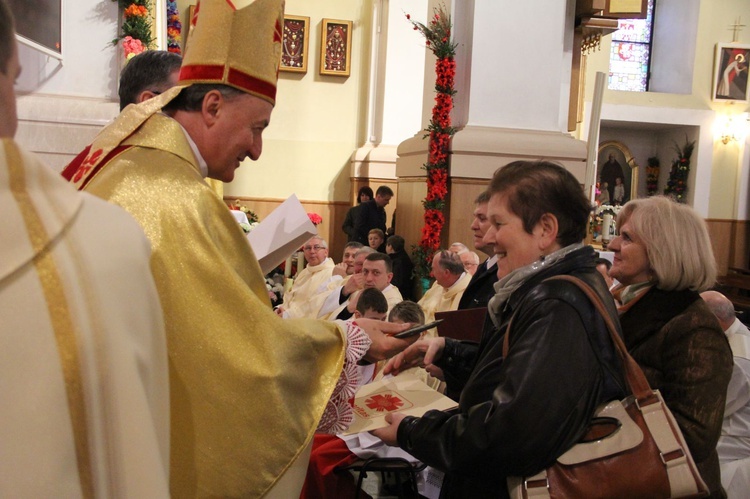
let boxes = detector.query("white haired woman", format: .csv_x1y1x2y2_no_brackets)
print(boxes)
609,196,733,497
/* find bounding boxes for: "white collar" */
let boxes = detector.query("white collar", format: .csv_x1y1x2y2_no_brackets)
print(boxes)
169,115,208,178
445,272,467,291
726,317,750,337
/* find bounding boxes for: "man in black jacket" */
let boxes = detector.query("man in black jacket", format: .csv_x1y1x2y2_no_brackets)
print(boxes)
386,235,415,301
353,185,393,245
458,191,499,310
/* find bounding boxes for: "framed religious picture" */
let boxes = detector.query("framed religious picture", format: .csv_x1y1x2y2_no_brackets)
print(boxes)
280,15,310,73
320,19,353,77
713,43,750,103
597,141,638,206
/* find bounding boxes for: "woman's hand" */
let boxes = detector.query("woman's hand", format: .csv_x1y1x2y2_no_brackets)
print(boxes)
371,412,407,446
353,319,418,362
383,337,446,376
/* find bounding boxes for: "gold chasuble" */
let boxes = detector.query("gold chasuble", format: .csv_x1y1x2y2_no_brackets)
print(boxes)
77,109,346,496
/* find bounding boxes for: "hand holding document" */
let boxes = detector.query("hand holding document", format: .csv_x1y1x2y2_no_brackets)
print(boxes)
341,372,457,435
246,194,317,275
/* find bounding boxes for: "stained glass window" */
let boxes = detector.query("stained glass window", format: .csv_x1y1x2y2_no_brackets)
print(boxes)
608,0,655,92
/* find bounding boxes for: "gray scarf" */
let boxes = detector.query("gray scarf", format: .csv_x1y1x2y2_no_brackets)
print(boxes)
488,243,583,328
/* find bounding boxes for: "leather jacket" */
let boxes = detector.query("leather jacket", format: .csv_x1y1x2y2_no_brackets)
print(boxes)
397,246,626,498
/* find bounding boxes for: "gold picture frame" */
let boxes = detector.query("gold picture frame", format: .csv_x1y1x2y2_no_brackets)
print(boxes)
597,141,639,205
319,18,352,77
280,15,310,73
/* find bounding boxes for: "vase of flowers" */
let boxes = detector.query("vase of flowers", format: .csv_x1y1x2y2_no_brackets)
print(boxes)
663,138,695,204
111,0,153,61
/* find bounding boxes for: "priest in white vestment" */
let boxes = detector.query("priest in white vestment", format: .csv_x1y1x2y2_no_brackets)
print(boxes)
701,291,750,496
276,236,335,318
419,250,472,329
0,9,169,494
318,246,375,318
323,252,403,321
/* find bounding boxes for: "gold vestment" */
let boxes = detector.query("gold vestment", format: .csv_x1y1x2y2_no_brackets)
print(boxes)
80,112,345,497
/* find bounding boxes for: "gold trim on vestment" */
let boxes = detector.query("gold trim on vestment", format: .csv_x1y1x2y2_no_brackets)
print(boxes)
6,140,95,498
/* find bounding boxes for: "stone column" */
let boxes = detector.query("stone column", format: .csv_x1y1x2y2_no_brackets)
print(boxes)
397,0,587,248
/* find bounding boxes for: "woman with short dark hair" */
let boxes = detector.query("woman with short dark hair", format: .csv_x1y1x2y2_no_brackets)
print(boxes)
374,160,627,497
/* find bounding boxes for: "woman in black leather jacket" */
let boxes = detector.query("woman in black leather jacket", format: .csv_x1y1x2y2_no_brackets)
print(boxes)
373,161,627,498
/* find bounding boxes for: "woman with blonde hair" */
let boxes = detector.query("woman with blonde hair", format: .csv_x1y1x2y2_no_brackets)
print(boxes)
609,196,733,497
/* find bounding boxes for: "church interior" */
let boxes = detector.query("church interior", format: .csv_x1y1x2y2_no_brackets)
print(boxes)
13,0,750,276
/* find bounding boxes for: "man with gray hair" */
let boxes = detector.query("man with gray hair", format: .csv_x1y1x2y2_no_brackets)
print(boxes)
419,250,472,327
701,291,750,496
276,236,335,318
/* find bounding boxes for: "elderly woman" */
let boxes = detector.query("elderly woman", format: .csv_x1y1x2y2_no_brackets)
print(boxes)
373,161,626,497
608,196,733,497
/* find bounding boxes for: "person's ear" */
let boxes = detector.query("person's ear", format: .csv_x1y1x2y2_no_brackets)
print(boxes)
201,89,223,126
136,90,159,103
386,272,393,284
353,310,362,319
536,213,559,252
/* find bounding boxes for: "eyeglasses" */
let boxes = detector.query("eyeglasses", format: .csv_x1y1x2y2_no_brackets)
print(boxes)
303,245,325,251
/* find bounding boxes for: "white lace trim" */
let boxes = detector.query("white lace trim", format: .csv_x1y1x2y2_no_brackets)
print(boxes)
316,320,372,434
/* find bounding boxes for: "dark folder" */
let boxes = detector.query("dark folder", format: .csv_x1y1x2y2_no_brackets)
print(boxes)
435,308,487,342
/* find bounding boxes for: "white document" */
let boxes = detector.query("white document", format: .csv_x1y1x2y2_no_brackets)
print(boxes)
341,372,458,435
246,194,317,275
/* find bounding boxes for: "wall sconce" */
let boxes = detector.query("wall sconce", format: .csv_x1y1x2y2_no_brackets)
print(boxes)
716,114,749,145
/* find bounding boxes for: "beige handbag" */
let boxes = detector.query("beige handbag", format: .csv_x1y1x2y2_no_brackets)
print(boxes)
505,275,708,499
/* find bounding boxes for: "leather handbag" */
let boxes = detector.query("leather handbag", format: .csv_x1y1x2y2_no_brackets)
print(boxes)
505,275,708,499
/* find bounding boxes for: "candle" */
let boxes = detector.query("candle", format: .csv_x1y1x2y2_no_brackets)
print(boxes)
602,214,613,244
284,254,293,278
584,72,607,195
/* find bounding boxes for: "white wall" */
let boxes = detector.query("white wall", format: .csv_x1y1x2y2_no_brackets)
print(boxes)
16,0,119,99
379,0,427,146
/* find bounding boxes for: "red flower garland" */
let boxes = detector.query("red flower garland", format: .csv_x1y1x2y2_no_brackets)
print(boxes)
407,5,457,281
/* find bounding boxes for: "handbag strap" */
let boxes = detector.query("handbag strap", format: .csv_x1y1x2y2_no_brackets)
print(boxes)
501,274,654,402
545,275,654,402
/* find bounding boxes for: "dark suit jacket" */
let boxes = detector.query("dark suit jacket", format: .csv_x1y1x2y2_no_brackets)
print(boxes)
458,258,498,310
342,204,361,242
390,250,415,301
353,199,386,244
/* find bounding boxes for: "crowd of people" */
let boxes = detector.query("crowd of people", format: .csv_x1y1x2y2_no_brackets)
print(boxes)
1,0,748,497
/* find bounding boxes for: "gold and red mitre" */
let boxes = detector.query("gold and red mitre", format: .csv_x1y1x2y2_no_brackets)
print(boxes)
179,0,284,106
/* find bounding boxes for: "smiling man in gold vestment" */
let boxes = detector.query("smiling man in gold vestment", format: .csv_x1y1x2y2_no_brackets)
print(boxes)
61,0,414,496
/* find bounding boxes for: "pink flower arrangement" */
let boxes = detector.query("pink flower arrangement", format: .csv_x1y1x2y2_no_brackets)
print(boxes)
122,36,146,59
307,213,323,226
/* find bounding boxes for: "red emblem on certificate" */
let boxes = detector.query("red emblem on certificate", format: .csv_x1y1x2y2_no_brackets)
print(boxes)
353,389,414,419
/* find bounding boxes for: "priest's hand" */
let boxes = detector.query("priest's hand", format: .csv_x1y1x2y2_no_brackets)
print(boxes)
346,290,362,314
332,262,348,278
371,412,406,446
343,273,365,297
354,319,417,362
383,337,446,376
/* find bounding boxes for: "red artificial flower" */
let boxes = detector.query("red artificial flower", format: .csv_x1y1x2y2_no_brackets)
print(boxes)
307,212,323,226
